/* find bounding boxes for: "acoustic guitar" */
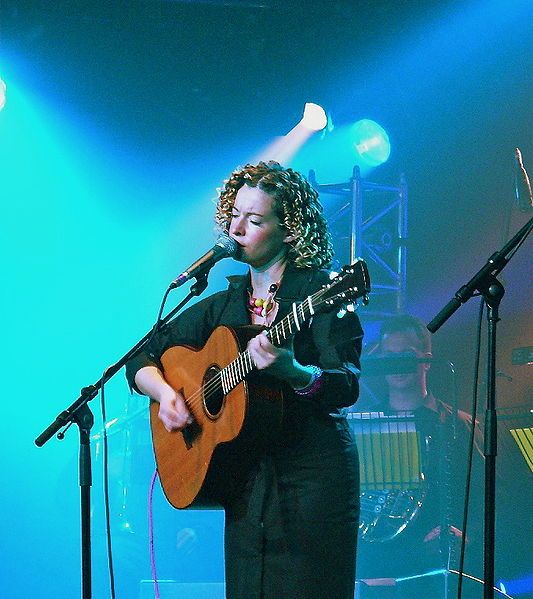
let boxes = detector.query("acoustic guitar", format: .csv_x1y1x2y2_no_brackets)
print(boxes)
150,259,370,508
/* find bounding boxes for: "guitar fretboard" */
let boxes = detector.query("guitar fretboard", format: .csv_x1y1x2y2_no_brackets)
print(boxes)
218,291,321,395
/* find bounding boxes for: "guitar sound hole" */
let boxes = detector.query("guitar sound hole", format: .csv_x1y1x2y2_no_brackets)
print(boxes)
203,365,225,419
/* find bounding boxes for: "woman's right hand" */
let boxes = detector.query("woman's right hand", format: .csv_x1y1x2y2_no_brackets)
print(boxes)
156,386,193,432
134,366,192,433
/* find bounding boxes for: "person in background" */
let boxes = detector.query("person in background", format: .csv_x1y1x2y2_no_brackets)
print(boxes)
355,314,483,585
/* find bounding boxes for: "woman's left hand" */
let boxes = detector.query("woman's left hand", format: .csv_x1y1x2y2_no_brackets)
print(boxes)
248,331,295,374
247,331,313,389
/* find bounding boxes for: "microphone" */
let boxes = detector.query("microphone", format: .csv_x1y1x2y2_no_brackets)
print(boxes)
169,234,239,289
515,147,533,212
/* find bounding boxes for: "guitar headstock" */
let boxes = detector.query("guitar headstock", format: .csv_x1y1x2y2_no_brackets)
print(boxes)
314,258,371,314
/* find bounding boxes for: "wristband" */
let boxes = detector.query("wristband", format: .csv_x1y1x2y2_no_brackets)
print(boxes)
294,365,324,397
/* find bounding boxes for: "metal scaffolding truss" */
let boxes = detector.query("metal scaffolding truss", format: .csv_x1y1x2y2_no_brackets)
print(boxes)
309,165,408,319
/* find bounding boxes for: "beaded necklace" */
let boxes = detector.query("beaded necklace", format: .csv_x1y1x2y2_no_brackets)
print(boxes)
247,282,280,320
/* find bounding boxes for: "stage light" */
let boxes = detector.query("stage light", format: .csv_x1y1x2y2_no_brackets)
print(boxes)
351,119,391,167
252,102,328,164
301,103,327,131
0,78,6,111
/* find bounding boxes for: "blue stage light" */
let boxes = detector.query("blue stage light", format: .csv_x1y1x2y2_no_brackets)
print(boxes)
351,119,391,167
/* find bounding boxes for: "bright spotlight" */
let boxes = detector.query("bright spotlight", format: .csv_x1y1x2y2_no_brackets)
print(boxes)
251,102,328,164
351,119,391,166
0,79,6,111
301,103,327,131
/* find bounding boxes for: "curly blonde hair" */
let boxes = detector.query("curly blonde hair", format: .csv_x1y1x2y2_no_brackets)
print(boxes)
215,161,333,269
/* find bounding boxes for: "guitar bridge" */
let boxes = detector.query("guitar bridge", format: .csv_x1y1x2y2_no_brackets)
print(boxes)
181,419,201,449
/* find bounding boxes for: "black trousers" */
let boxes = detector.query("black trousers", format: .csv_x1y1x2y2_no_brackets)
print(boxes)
224,415,359,599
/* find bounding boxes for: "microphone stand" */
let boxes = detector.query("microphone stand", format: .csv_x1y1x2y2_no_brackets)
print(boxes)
34,274,209,599
427,214,532,599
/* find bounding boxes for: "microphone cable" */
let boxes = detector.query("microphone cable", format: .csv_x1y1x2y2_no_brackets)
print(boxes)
456,299,484,599
99,366,117,599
